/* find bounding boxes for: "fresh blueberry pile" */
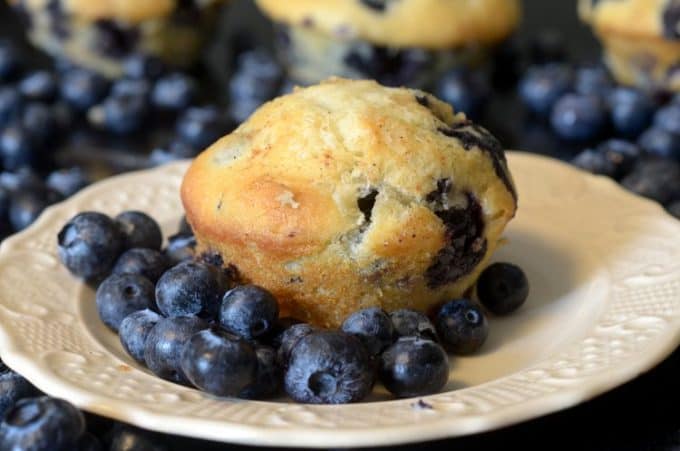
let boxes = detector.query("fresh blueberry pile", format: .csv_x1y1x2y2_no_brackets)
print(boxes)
55,209,530,404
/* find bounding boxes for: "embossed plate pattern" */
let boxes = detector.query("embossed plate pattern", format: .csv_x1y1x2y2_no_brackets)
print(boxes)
0,152,679,448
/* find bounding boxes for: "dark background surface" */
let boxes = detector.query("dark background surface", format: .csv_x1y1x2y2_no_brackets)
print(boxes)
1,1,679,450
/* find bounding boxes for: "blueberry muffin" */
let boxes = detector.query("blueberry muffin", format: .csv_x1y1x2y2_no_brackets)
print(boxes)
181,78,517,328
579,0,680,92
7,0,228,78
255,0,522,88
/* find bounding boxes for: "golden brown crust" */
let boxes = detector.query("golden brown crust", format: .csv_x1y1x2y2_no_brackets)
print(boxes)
255,0,521,49
579,0,669,38
182,78,517,327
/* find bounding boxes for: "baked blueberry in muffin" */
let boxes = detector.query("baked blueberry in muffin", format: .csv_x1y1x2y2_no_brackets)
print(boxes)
255,0,521,88
181,78,517,328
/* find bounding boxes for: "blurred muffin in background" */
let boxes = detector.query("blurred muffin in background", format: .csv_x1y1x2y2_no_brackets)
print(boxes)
579,0,680,92
7,0,229,78
255,0,521,88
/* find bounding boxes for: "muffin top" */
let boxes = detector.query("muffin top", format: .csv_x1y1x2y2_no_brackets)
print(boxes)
255,0,521,49
10,0,224,23
579,0,680,40
182,78,516,263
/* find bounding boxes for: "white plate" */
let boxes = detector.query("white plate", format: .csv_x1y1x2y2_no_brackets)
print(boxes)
0,153,679,448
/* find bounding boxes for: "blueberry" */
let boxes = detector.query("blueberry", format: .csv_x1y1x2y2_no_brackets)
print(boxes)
0,87,22,127
106,424,168,451
667,200,680,219
148,140,198,166
477,263,529,315
435,69,489,119
597,139,642,179
96,273,155,331
152,73,197,111
607,87,654,137
46,167,90,197
571,148,615,177
638,127,680,161
262,316,303,348
341,307,394,356
653,104,680,135
163,232,196,265
389,309,438,341
9,187,62,231
228,49,283,123
144,316,208,384
0,124,37,170
122,54,165,80
110,78,151,99
550,94,608,141
574,64,613,96
0,396,86,451
21,102,57,147
621,158,680,204
90,92,148,134
77,433,102,451
0,167,43,192
19,70,58,102
179,327,257,397
529,29,566,64
219,285,279,340
276,323,316,367
155,261,224,318
59,68,108,112
177,215,193,236
57,212,125,279
519,64,573,116
176,106,230,150
435,298,489,354
0,361,37,418
284,331,373,404
112,248,169,283
379,337,449,398
0,41,19,81
240,345,282,399
115,210,162,250
119,309,162,364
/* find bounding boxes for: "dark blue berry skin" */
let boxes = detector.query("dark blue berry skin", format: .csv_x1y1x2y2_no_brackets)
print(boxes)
77,433,102,451
379,337,449,398
163,233,196,265
518,64,573,116
180,328,257,397
574,64,613,96
46,167,90,197
572,148,615,177
621,158,680,204
240,345,282,399
638,127,680,161
435,299,489,355
122,54,165,80
19,70,58,102
96,273,155,332
115,210,162,251
110,78,151,99
0,124,37,170
0,41,19,81
262,316,303,348
59,68,109,112
93,93,148,134
284,331,373,404
219,285,279,340
607,87,654,138
0,396,86,451
276,323,316,368
57,212,124,279
112,248,169,283
0,87,22,127
21,102,57,147
477,263,529,316
177,215,192,236
155,261,224,318
119,309,162,364
144,316,208,384
0,167,42,192
148,140,199,166
435,69,489,119
389,309,438,341
573,139,641,179
667,201,680,219
550,94,608,141
228,49,283,123
9,188,62,231
106,424,168,451
341,307,394,356
0,361,37,419
529,29,566,64
653,104,680,135
152,73,197,111
176,106,230,150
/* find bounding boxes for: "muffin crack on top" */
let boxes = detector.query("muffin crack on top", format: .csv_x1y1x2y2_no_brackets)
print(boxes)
181,78,517,327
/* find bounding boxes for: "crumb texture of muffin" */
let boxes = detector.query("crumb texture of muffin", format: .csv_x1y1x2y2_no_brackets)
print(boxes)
579,0,680,91
181,78,517,328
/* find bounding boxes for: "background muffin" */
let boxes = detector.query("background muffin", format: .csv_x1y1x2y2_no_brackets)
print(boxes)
7,0,228,78
182,78,517,328
255,0,521,88
579,0,680,92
